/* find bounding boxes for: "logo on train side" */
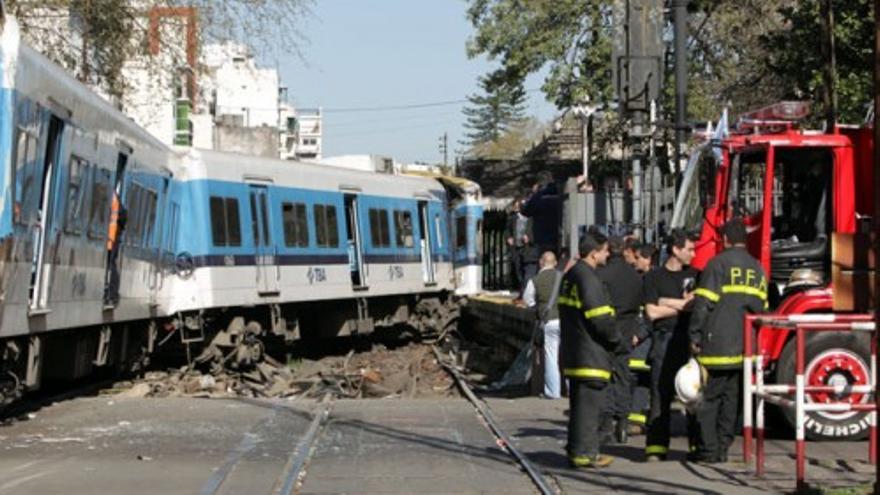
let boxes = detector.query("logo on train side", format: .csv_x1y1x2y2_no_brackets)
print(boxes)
389,265,404,280
307,267,327,284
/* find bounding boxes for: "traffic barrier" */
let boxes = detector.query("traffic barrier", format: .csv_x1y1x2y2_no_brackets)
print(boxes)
742,313,876,492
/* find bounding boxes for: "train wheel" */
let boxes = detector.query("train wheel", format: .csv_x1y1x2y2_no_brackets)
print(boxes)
775,331,872,440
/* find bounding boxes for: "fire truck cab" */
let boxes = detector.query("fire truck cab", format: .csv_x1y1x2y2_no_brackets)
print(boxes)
671,101,875,440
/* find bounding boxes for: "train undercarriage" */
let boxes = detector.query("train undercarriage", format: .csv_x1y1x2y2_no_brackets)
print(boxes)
0,292,461,408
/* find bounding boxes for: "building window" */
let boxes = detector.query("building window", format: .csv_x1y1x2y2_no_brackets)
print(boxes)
210,196,242,247
369,208,391,248
282,202,309,247
393,210,414,248
314,204,339,248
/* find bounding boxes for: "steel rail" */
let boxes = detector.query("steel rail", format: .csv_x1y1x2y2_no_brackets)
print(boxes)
432,346,556,495
277,393,334,495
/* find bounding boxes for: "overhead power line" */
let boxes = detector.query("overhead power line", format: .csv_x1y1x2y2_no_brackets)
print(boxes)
322,88,542,114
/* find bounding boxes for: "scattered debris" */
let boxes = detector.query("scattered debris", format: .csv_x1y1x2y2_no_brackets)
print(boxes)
112,341,459,400
137,455,153,462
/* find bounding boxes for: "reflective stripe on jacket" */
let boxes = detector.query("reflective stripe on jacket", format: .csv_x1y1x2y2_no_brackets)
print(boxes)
558,260,620,381
689,246,767,370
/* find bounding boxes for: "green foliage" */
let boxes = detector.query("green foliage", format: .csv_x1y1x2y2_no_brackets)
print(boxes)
462,74,528,148
466,0,615,109
761,0,873,125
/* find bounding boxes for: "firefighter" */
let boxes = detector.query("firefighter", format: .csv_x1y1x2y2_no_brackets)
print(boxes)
643,230,700,461
628,243,657,434
689,218,767,463
559,232,620,468
597,236,642,443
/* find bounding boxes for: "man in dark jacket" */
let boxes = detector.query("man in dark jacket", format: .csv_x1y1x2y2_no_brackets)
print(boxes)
689,218,767,463
559,232,619,468
597,236,644,443
522,173,560,254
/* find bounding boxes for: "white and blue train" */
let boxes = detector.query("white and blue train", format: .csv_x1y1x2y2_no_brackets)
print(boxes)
0,18,482,403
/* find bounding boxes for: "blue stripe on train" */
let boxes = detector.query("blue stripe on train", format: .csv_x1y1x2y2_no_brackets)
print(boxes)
172,179,451,261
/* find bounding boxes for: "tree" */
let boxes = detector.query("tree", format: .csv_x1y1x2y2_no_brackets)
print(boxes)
760,0,872,126
5,0,313,100
469,117,546,160
462,74,527,149
466,0,615,110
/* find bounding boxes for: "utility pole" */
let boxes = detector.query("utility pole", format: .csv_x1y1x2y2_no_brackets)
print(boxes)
820,0,837,130
438,132,448,167
672,0,688,180
873,0,880,489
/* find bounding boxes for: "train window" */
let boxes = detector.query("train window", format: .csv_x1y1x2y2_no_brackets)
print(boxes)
315,204,339,248
210,196,242,247
141,189,158,246
435,214,443,248
369,208,390,248
13,129,38,225
282,202,309,247
64,156,86,234
455,216,467,249
87,169,109,240
394,210,414,248
476,219,483,256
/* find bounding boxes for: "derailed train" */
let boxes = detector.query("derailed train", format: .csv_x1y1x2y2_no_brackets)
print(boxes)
0,18,483,404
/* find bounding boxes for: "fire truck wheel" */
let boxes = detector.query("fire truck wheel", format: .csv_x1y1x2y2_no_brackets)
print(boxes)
775,331,872,441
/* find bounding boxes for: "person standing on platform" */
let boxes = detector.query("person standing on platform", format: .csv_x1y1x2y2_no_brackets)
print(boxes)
643,230,700,461
559,232,619,468
597,236,643,443
523,251,563,399
689,218,767,463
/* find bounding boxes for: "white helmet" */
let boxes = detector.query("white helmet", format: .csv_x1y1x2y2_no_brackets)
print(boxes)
675,358,707,410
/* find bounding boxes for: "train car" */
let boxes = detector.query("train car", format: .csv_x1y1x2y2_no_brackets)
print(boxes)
161,148,461,340
0,16,482,405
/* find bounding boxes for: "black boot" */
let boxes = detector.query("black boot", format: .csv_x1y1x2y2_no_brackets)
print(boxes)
615,418,628,444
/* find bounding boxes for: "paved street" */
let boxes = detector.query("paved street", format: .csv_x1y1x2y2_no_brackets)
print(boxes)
0,395,874,494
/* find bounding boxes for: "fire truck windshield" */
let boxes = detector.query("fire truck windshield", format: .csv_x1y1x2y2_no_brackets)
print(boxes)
671,145,718,235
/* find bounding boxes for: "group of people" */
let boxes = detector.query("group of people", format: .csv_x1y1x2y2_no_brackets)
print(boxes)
523,217,768,468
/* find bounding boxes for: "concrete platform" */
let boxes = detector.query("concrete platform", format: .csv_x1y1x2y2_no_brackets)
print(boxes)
0,395,874,494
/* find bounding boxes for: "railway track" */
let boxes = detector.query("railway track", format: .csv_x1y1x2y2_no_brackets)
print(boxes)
431,345,558,495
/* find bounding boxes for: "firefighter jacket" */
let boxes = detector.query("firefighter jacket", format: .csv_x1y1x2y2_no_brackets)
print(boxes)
558,260,621,381
688,246,768,370
597,255,643,343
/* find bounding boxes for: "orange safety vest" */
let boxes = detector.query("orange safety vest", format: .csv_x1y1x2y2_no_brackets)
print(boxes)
106,194,121,251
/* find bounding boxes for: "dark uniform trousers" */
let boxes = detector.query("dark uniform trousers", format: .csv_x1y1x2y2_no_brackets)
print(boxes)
568,379,608,459
696,369,740,459
646,329,698,456
689,245,768,461
628,334,652,426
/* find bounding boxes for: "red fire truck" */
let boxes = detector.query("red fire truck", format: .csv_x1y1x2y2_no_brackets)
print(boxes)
670,101,875,440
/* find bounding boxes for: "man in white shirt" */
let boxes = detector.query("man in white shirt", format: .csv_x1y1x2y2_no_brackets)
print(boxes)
523,251,563,399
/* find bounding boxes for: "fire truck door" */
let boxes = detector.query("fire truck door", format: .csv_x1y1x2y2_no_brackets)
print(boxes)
726,144,774,274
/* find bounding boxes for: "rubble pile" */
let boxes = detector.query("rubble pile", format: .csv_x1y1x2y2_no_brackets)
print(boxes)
110,342,459,400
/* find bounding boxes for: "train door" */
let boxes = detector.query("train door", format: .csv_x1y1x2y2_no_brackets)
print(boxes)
248,184,279,296
148,175,172,305
417,201,435,285
28,115,65,312
103,151,128,307
344,194,366,288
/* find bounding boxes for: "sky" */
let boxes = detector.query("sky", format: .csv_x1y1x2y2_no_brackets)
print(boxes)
277,1,557,164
